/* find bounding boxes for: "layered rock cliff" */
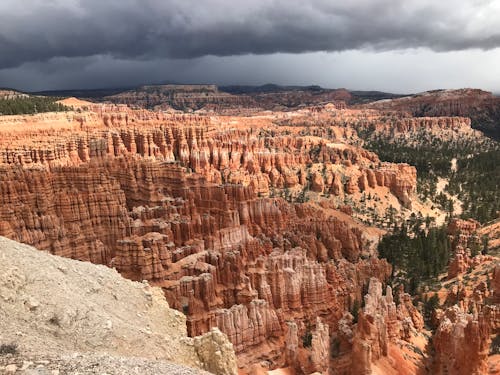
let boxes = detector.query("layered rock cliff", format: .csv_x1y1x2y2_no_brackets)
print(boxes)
104,84,350,114
364,88,500,140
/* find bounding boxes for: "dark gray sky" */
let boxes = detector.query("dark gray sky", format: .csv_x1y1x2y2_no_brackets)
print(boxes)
1,0,500,93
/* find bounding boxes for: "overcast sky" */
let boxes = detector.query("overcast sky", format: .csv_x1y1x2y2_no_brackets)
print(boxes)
1,0,500,93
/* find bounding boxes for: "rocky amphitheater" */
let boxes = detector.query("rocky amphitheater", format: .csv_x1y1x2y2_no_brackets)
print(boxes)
0,93,498,375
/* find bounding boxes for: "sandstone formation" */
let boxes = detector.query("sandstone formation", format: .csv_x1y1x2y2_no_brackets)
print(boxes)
0,89,29,100
367,116,472,136
194,328,239,375
433,306,491,375
107,84,239,112
104,84,350,114
349,278,425,375
446,218,489,279
310,318,330,374
493,265,500,304
429,233,499,375
366,89,493,118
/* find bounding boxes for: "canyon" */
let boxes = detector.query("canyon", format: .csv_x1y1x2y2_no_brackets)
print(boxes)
0,90,498,374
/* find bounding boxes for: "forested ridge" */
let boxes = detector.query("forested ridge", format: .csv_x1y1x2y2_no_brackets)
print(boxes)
0,96,69,115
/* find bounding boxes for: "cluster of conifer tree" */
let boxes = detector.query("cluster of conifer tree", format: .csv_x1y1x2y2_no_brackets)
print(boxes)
378,221,451,294
0,96,69,115
447,149,500,223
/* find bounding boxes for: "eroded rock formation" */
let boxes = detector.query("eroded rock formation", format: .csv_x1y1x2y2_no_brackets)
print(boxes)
364,88,500,139
446,218,492,279
350,278,425,375
433,306,491,375
0,236,237,375
105,84,350,114
4,101,494,374
0,104,412,372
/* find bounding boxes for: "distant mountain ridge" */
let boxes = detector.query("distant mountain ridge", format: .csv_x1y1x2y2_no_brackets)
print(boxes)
365,88,500,140
96,84,411,112
30,83,408,104
219,83,324,94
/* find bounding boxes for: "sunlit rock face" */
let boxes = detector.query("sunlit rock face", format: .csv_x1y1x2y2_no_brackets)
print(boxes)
433,306,491,375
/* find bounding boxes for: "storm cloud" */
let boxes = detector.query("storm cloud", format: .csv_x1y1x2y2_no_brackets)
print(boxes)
1,0,500,69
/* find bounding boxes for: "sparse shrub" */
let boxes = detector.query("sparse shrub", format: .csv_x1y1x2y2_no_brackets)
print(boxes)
49,314,61,326
0,343,18,355
351,300,360,324
182,304,189,315
330,337,340,358
411,345,423,356
490,334,500,355
302,330,313,348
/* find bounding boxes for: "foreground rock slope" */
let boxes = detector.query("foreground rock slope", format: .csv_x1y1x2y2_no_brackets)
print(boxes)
0,236,237,375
